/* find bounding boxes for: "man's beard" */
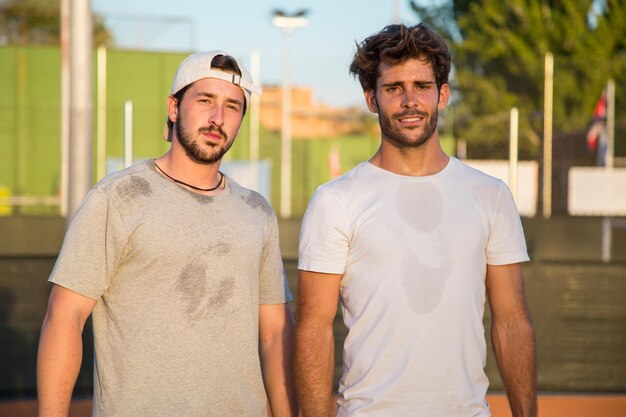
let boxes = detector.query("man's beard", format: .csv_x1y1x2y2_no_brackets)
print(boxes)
378,107,439,149
175,111,233,164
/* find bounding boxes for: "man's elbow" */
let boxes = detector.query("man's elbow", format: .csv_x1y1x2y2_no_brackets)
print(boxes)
261,316,295,351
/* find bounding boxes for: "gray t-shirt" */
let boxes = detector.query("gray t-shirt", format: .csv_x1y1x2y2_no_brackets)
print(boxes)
50,160,291,417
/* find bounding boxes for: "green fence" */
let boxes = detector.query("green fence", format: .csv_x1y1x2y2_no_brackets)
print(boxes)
0,47,62,204
0,45,383,217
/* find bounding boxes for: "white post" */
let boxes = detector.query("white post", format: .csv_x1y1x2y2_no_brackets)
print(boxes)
601,217,612,263
280,28,293,218
542,52,553,219
124,101,133,168
96,45,107,180
250,52,261,191
606,79,615,169
392,0,402,23
456,139,467,160
68,0,93,221
509,107,519,202
601,79,616,261
60,0,70,218
272,13,307,218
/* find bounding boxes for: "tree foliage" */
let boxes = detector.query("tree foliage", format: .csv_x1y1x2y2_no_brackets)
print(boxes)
411,0,626,158
0,0,112,46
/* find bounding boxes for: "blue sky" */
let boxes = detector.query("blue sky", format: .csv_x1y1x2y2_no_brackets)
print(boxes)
91,0,424,108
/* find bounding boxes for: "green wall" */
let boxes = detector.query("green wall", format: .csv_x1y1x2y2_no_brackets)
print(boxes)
0,45,379,217
102,49,188,164
0,47,61,198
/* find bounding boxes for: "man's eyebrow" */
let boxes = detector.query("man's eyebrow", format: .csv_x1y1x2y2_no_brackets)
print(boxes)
194,92,216,99
381,81,404,88
194,91,243,106
380,80,435,88
225,97,243,107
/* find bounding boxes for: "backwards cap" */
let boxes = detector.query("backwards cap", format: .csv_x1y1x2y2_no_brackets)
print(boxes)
165,50,261,141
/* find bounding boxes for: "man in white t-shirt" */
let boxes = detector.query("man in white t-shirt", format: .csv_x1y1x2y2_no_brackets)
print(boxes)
295,24,537,417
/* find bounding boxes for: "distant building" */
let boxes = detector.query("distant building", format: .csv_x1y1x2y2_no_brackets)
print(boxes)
260,85,373,139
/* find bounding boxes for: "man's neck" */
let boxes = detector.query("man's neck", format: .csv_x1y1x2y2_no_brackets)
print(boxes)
369,134,450,177
155,148,224,195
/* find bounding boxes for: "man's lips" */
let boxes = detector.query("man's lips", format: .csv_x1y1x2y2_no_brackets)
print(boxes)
203,132,222,139
399,115,423,123
199,127,225,141
396,111,427,124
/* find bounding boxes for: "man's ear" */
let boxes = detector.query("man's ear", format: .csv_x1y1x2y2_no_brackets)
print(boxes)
167,95,178,124
364,89,379,114
437,83,450,110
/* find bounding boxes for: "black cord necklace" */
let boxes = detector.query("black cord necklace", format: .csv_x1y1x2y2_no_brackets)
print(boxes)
154,162,224,192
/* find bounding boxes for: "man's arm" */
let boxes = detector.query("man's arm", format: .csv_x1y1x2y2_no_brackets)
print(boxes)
259,302,298,417
486,263,537,417
295,270,342,417
37,284,96,417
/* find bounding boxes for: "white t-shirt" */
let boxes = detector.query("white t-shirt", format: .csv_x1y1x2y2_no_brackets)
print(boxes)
298,158,529,417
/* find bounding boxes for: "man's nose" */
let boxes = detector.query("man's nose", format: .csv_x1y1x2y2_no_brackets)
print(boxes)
401,89,419,108
208,105,225,126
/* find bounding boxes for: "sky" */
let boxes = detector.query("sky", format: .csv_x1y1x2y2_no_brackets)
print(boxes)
90,0,424,109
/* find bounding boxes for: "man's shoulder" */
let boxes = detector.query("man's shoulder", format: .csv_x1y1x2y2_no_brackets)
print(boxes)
227,177,276,218
452,158,506,187
94,160,153,192
316,162,367,195
89,161,158,207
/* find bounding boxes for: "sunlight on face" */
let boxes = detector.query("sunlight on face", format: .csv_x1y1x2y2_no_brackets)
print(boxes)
367,58,448,150
173,78,245,164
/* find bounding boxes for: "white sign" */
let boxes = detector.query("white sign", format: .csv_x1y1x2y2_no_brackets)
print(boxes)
466,160,538,217
568,167,626,216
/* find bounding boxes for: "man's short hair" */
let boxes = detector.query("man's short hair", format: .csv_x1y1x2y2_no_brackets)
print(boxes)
349,23,452,92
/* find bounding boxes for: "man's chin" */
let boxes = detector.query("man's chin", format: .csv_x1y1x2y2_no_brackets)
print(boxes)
185,149,226,165
387,135,431,149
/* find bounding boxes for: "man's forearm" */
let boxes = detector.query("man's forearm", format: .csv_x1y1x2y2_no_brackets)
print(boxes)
295,320,336,417
260,319,298,417
491,318,537,417
37,315,84,417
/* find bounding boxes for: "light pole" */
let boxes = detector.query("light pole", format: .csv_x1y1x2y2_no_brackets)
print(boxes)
272,9,308,218
67,0,94,222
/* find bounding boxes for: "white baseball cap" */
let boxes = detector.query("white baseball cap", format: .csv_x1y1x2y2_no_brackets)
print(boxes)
165,50,261,141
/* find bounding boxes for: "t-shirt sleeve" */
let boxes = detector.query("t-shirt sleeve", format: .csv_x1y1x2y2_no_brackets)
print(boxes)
259,212,293,304
486,181,530,265
298,185,349,274
49,187,128,300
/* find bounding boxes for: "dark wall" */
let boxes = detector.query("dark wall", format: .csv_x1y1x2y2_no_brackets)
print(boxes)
0,217,92,397
0,256,93,397
485,262,626,392
1,216,625,397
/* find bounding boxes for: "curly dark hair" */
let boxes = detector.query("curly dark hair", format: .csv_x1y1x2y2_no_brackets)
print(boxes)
349,23,451,93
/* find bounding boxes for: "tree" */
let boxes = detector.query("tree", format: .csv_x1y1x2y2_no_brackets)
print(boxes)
0,0,112,46
411,0,626,159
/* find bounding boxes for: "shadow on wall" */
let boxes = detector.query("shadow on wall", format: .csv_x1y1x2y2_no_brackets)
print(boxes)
0,282,94,398
0,286,33,397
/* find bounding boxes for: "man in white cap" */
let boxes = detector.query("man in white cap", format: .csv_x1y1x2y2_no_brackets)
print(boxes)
38,51,297,417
